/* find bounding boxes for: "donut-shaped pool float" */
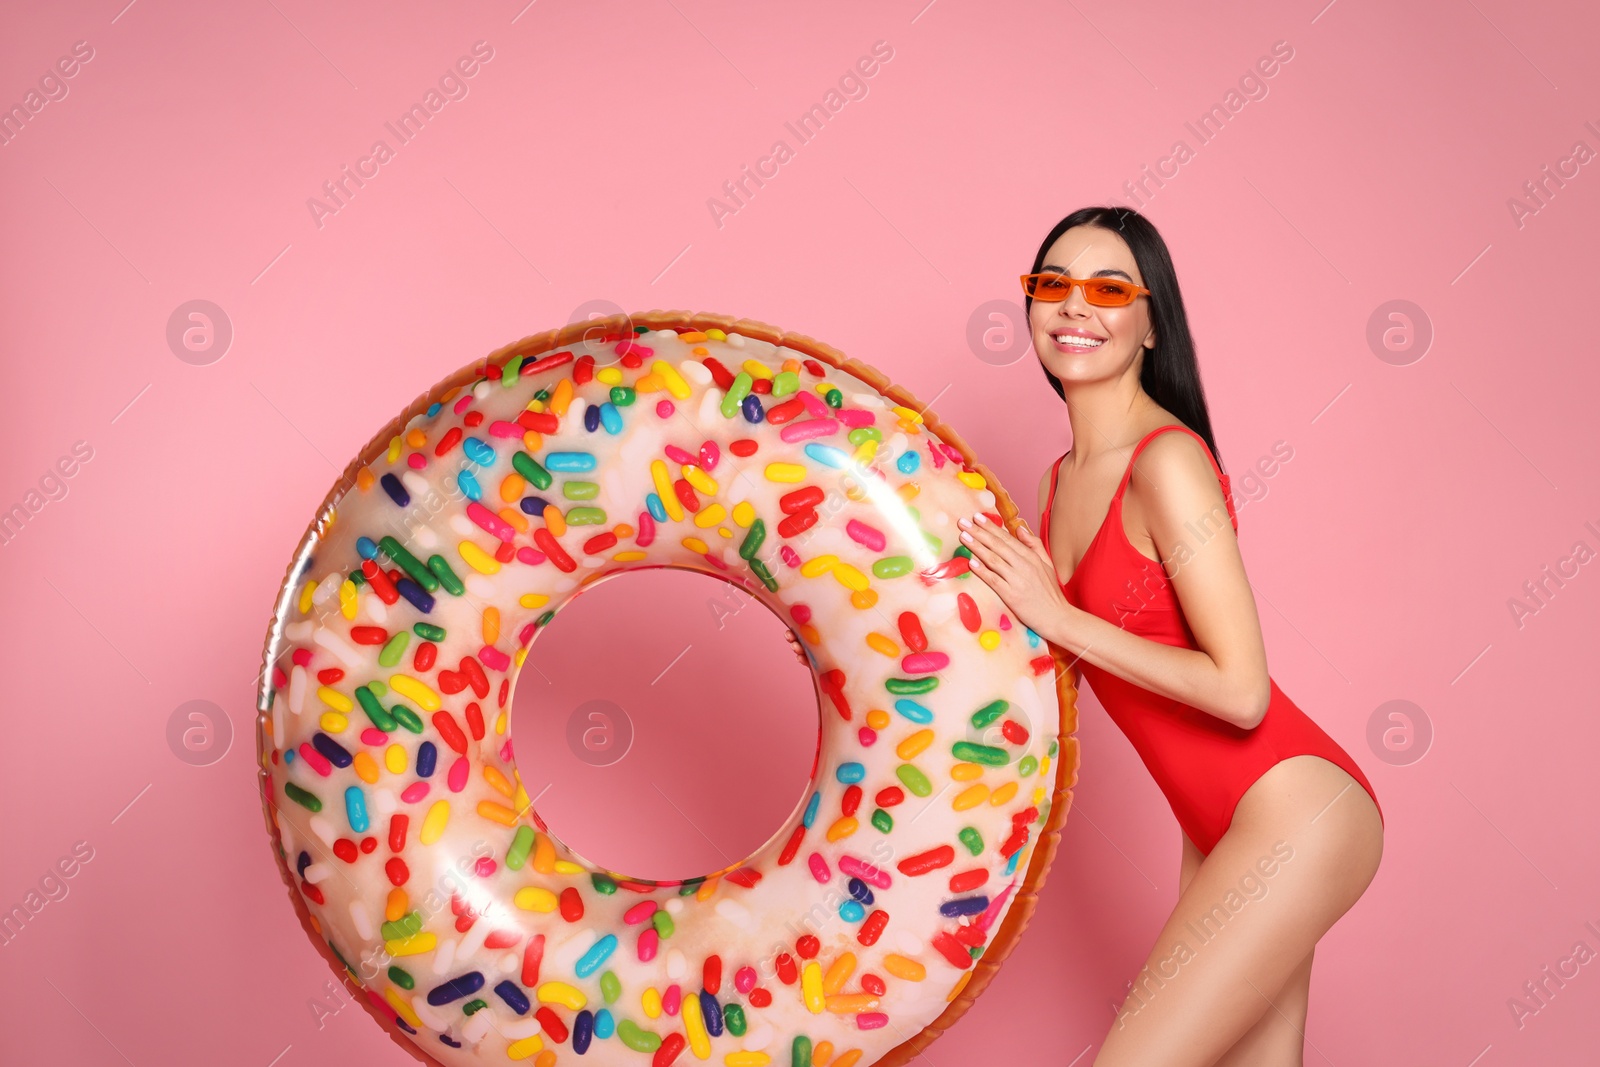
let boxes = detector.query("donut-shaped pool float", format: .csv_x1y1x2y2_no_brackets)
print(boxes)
255,312,1080,1067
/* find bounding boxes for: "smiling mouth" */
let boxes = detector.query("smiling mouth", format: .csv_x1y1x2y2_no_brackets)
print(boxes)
1051,331,1105,350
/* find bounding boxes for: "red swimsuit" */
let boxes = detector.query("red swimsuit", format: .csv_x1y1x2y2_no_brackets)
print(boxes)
1041,424,1384,856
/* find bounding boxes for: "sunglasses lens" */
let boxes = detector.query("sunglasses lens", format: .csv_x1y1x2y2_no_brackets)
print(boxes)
1028,273,1073,300
1085,280,1136,306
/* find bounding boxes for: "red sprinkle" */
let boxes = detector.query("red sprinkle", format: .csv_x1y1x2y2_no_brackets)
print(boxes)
703,954,722,995
522,934,545,986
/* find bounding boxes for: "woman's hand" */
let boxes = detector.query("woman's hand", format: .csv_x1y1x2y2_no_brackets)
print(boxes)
783,628,809,666
957,513,1077,645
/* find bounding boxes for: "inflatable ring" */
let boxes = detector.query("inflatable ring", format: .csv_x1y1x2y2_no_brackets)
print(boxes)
255,312,1079,1067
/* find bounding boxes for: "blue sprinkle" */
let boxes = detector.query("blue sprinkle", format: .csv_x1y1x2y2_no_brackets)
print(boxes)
574,1009,594,1052
894,698,934,724
462,437,496,466
546,452,597,472
426,971,485,1006
1005,849,1021,876
416,741,437,778
939,894,990,918
356,537,379,560
645,493,667,522
457,469,482,502
519,495,551,515
802,791,821,828
494,980,531,1015
804,442,850,469
599,402,622,434
584,405,601,432
284,748,296,765
848,877,873,905
700,990,724,1036
741,394,764,423
380,472,410,507
311,732,353,768
395,578,434,614
1025,627,1040,648
574,933,617,978
839,900,865,922
593,1007,615,1039
343,786,369,833
438,1034,460,1048
897,450,920,474
296,850,311,877
426,402,442,417
836,762,865,784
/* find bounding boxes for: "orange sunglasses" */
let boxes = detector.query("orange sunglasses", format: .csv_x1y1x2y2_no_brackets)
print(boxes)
1020,272,1149,307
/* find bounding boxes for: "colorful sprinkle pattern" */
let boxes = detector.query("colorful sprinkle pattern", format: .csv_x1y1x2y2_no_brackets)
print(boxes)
256,324,1070,1066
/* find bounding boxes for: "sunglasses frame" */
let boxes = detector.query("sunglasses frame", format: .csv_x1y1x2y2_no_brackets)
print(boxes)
1020,272,1150,307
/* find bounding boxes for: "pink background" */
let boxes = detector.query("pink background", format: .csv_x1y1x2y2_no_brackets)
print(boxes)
3,0,1598,1063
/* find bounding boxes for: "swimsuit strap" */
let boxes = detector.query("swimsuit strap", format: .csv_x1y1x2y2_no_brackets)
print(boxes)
1117,424,1237,530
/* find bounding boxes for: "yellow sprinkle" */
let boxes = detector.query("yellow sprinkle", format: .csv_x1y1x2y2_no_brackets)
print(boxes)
957,470,987,489
953,783,990,810
596,366,623,385
682,536,710,554
477,801,518,826
851,439,879,466
725,1054,772,1067
483,606,500,645
384,888,407,922
484,765,515,797
506,1035,544,1060
650,459,684,521
297,580,315,615
386,435,402,462
458,540,501,574
613,550,647,561
891,405,925,424
1033,785,1048,805
821,951,856,994
801,960,824,1013
979,629,1001,650
731,501,756,528
318,712,348,734
642,986,662,1018
554,859,584,875
682,464,718,495
989,781,1019,805
865,709,890,730
831,563,869,592
389,675,440,711
740,359,774,380
419,800,449,845
883,954,926,981
950,762,983,781
682,986,712,1057
339,580,358,619
383,986,422,1028
651,360,692,400
1039,755,1051,779
946,970,974,1003
353,751,380,784
764,462,806,483
538,982,586,1010
500,472,526,502
495,710,508,735
694,503,727,528
896,729,935,759
826,816,858,841
384,744,407,774
800,554,838,578
317,686,353,713
705,328,727,340
549,378,574,416
718,527,733,539
866,633,900,657
385,932,436,957
514,886,558,912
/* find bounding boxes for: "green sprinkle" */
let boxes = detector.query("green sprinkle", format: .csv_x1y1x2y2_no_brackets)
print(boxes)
958,826,984,855
896,764,932,797
720,372,752,418
749,556,777,592
871,556,913,579
534,389,551,401
388,965,414,989
952,741,1010,766
771,370,799,396
564,506,606,525
380,912,423,941
738,518,767,560
823,387,842,408
1017,755,1038,777
847,426,882,445
356,686,398,732
389,703,424,734
723,1003,747,1036
1048,739,1059,758
427,555,465,596
378,536,439,592
536,610,556,627
970,699,1009,729
563,481,599,501
284,782,322,812
413,622,446,642
792,1034,813,1067
609,386,636,406
600,970,622,1005
885,677,938,695
505,825,535,871
651,909,675,938
870,808,893,833
367,680,387,698
512,451,553,490
463,998,489,1015
591,873,618,895
502,356,523,383
348,570,366,588
617,1018,660,1052
377,632,410,668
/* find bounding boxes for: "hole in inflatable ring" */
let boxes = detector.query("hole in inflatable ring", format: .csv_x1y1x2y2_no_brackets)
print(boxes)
510,565,820,883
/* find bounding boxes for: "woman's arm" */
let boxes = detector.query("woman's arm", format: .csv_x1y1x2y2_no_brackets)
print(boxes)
1032,433,1271,728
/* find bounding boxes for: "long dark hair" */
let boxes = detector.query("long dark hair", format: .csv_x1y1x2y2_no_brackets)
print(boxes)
1025,206,1224,473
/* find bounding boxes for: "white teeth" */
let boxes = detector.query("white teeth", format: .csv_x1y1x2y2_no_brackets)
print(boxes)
1053,333,1103,348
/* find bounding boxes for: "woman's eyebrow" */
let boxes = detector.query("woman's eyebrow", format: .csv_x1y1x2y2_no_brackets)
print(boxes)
1041,263,1136,281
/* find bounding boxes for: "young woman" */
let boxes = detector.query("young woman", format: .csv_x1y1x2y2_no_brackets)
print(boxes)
956,206,1385,1066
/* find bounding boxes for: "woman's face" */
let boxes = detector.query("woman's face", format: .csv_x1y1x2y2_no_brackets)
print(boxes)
1029,225,1155,385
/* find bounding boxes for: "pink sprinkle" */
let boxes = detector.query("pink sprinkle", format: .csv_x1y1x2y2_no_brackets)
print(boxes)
297,743,332,777
447,757,469,793
488,420,523,438
479,644,511,672
927,445,946,469
734,966,757,993
791,604,813,625
499,739,514,762
655,400,675,418
845,519,886,552
940,443,965,463
366,987,401,1023
360,728,388,746
998,614,1012,631
400,781,430,804
615,340,654,358
703,553,729,572
637,510,656,548
637,926,659,961
466,501,515,542
516,547,546,565
902,651,950,674
807,852,831,884
662,984,682,1016
977,880,1017,932
664,444,697,465
780,418,840,444
407,452,427,469
798,390,830,417
698,441,720,471
452,395,474,414
858,727,877,746
857,1013,888,1030
518,622,538,646
836,408,874,428
838,854,891,889
624,901,658,925
475,857,497,877
779,545,801,568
